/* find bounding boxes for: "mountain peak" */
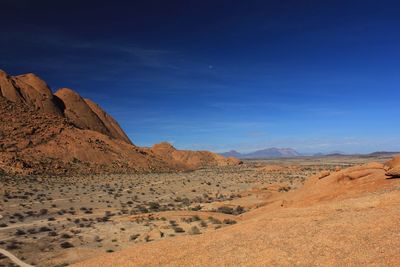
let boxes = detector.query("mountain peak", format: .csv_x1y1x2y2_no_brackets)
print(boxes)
0,71,132,144
220,147,300,159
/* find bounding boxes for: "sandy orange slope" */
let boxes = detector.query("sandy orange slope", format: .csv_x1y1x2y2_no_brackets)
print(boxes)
74,158,400,266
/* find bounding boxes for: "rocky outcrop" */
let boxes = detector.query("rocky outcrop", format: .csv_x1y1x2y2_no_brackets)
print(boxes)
84,98,132,144
151,142,242,169
0,69,131,144
54,88,112,136
0,69,239,175
0,70,62,115
385,155,400,177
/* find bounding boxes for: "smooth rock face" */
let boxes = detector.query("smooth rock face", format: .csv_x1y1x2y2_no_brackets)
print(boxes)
385,155,400,177
0,69,131,143
54,88,111,135
84,98,132,144
14,73,53,96
0,69,23,103
386,167,400,177
0,69,62,115
14,73,63,115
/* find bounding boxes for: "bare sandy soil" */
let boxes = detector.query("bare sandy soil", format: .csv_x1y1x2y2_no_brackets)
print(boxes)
0,155,398,266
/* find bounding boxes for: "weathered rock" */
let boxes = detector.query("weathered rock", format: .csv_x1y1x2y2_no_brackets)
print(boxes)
386,166,400,177
0,70,63,115
0,70,240,176
84,98,132,144
54,88,110,134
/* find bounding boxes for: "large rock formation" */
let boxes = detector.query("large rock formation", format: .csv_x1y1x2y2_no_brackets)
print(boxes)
0,69,131,144
84,98,132,144
0,70,62,115
54,88,124,141
384,155,400,177
150,142,241,169
0,69,239,175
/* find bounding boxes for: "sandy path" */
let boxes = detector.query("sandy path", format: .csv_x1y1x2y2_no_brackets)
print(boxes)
0,248,33,267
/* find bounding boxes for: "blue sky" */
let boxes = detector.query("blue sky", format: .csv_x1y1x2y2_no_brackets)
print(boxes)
1,0,400,153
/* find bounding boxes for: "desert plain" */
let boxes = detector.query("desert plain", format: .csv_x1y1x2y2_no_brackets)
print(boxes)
1,154,399,266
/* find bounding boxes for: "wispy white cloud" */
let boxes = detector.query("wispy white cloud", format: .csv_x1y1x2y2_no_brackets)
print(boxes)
3,31,179,71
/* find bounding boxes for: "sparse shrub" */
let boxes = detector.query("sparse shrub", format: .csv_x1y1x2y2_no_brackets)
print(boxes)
235,205,245,214
190,205,202,211
217,206,234,214
6,242,20,250
173,226,185,233
39,226,51,232
278,186,291,192
188,226,201,235
181,198,191,206
15,229,26,236
60,242,74,249
223,219,237,225
39,209,48,215
48,231,58,237
129,234,140,241
61,233,72,239
27,228,37,234
217,205,245,215
138,205,149,213
208,216,222,224
148,202,160,211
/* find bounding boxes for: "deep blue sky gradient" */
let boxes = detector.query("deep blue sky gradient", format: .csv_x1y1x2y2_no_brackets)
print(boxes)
1,0,400,153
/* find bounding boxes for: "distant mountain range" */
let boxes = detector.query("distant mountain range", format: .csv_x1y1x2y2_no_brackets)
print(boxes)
220,148,300,159
220,148,400,159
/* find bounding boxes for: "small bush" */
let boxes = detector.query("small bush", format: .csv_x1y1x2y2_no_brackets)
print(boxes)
223,219,237,225
190,205,202,211
39,226,51,232
208,216,221,224
148,202,160,210
61,233,72,239
173,226,185,233
6,242,20,250
188,226,201,235
129,234,140,241
200,220,208,228
39,209,48,215
15,229,26,236
48,231,58,237
60,242,74,249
